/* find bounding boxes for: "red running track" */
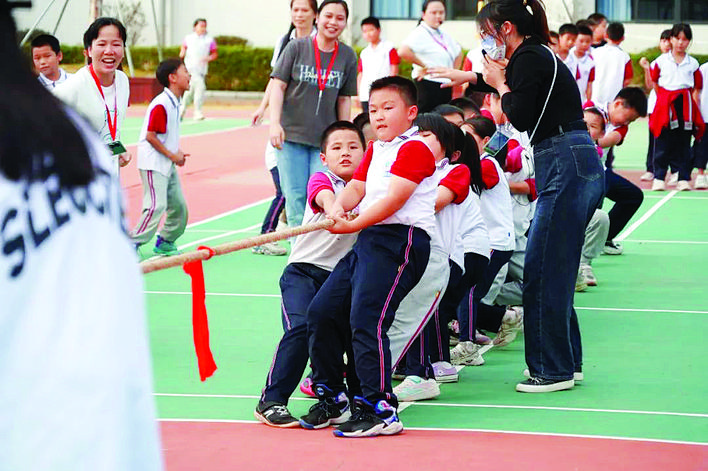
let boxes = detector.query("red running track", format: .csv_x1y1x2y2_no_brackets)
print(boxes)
160,421,707,471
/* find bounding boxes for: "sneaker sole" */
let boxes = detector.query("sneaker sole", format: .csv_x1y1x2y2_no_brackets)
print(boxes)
333,421,403,438
451,355,485,366
253,410,299,428
434,374,459,383
516,379,575,393
523,369,583,382
395,387,441,402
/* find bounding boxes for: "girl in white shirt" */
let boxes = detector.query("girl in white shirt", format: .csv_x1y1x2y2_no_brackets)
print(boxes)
54,18,131,169
399,0,462,113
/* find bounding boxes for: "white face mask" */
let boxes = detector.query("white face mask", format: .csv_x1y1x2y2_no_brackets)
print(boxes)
481,34,506,61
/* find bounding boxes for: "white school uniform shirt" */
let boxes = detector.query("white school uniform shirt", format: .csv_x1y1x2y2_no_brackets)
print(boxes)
38,68,70,89
480,155,515,251
137,88,181,176
699,63,708,119
458,191,490,260
403,23,461,83
0,107,162,471
463,46,484,73
570,48,596,99
288,171,357,271
433,160,471,270
591,43,632,106
358,40,400,102
353,126,438,237
54,66,130,146
183,32,217,77
651,52,701,91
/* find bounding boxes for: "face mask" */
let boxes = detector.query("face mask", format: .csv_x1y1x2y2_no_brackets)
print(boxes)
481,34,506,61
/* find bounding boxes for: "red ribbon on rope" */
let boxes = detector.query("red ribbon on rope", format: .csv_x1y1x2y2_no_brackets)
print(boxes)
182,246,217,381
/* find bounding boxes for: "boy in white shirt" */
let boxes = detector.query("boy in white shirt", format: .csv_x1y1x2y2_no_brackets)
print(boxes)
132,59,191,255
591,22,633,107
31,34,70,89
179,18,218,120
357,16,400,113
571,25,596,102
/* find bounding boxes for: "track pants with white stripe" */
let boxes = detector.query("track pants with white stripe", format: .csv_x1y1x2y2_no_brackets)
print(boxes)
132,168,188,245
307,224,430,406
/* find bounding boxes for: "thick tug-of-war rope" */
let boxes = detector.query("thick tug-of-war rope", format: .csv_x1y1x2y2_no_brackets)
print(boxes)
139,217,335,381
140,218,335,274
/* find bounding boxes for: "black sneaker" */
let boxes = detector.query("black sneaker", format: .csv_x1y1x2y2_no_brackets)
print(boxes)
515,376,574,393
333,397,403,438
254,402,299,428
299,389,350,429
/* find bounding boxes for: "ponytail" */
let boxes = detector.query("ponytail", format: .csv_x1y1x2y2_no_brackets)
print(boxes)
477,0,550,45
452,126,483,195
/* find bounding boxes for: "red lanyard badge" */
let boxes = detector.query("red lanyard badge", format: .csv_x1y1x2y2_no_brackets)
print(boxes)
313,36,339,115
89,64,118,141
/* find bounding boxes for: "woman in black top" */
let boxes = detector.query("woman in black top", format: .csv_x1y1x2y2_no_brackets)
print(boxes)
432,0,604,393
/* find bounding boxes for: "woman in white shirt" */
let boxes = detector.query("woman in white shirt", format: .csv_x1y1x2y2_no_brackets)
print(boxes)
0,4,161,469
399,0,463,113
54,18,131,169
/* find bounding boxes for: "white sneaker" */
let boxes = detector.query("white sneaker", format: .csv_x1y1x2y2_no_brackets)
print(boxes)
450,341,485,366
493,307,523,347
579,263,597,286
652,179,666,191
694,174,708,190
667,172,678,186
640,171,654,181
393,375,441,402
677,180,691,191
252,241,287,256
431,361,459,383
524,368,583,382
603,240,623,255
575,269,588,292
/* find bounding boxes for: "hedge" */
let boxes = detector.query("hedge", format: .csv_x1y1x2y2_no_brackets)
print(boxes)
57,44,706,92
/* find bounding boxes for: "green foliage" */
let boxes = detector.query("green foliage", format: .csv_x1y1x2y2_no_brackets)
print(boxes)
214,35,249,47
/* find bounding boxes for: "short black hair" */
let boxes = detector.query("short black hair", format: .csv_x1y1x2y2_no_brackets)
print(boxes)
670,23,692,41
320,120,366,153
549,30,559,40
577,25,593,37
559,23,578,36
353,112,370,133
31,34,60,54
194,18,207,27
83,17,127,49
156,58,183,88
415,113,457,159
369,76,417,107
606,22,625,42
660,29,672,41
463,117,496,139
588,13,607,24
449,97,481,116
432,104,465,121
615,87,648,117
361,16,380,29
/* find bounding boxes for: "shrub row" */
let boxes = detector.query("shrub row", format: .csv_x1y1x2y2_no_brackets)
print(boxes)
58,44,707,93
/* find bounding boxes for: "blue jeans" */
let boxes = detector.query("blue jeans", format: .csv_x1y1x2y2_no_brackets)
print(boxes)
523,129,605,381
260,167,285,234
276,141,325,227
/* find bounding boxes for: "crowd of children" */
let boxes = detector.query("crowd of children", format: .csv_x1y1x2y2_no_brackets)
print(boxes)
25,3,706,443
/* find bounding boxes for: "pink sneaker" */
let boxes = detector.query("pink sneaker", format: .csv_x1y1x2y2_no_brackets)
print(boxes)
474,330,492,345
299,377,316,398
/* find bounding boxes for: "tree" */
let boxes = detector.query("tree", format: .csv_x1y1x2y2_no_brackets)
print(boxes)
102,0,147,45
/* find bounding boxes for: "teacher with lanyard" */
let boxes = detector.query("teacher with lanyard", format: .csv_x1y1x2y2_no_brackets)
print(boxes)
431,0,604,393
269,0,357,228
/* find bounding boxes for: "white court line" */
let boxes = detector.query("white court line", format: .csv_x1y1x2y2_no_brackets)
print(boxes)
186,198,269,229
157,417,707,446
141,291,708,315
124,123,251,146
153,393,707,419
615,190,677,242
623,239,708,245
643,195,708,200
576,307,708,315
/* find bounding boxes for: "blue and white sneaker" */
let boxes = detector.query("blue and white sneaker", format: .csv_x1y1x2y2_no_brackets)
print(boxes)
153,235,180,256
299,387,350,429
333,396,404,438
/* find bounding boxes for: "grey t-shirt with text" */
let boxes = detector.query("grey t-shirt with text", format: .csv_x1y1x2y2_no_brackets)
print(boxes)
272,37,358,148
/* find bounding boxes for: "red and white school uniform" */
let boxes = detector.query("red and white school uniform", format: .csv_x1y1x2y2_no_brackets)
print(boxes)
570,48,596,100
462,46,484,74
131,88,188,246
358,40,400,104
590,43,633,106
648,52,704,181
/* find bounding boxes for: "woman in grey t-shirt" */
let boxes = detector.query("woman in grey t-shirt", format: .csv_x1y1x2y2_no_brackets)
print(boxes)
269,0,358,227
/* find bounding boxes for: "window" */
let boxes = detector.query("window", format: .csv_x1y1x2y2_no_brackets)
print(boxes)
598,0,708,22
370,0,482,20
